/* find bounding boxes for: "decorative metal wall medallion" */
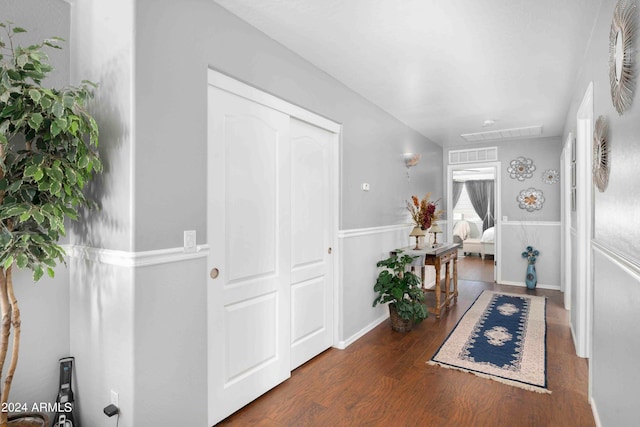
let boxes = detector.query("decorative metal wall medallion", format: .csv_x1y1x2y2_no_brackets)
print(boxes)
593,116,610,192
507,157,536,181
610,0,637,115
517,188,545,212
542,169,559,184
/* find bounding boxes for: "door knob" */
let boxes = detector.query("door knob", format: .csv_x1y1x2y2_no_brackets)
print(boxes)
210,268,220,279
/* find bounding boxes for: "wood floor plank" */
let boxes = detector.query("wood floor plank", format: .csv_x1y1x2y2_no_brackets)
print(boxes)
217,277,595,427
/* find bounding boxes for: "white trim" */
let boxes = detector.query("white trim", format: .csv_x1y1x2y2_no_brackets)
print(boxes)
447,161,501,283
501,221,561,226
334,313,388,349
592,240,640,281
561,133,573,309
499,280,561,291
591,397,602,427
338,223,413,239
207,69,341,133
65,245,209,267
574,81,594,360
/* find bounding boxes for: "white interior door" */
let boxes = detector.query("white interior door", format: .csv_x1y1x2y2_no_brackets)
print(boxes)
207,86,291,426
290,118,334,370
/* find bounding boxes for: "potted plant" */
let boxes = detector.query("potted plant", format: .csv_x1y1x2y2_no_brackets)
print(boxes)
373,250,428,332
0,22,101,426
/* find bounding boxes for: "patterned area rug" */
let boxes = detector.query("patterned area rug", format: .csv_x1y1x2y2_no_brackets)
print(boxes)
428,290,550,393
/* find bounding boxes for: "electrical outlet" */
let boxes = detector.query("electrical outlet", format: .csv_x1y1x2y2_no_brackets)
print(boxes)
184,230,196,253
110,390,119,407
361,183,370,191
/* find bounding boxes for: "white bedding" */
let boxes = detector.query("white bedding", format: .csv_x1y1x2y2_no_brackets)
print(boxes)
481,226,495,243
453,220,471,241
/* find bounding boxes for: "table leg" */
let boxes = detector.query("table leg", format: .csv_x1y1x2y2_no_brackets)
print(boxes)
434,259,441,319
453,257,458,299
445,261,451,308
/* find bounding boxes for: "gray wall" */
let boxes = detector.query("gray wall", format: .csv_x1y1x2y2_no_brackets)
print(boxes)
0,0,72,414
134,0,442,245
562,0,640,425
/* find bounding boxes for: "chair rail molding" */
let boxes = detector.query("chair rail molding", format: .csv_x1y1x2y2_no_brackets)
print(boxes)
64,244,209,267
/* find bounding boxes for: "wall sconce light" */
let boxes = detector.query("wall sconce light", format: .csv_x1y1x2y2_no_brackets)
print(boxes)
404,153,421,181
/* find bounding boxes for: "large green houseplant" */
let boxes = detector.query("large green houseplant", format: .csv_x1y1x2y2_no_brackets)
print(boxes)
0,22,101,425
373,250,427,332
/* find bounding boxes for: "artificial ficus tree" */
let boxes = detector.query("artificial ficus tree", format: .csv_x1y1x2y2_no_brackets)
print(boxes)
0,22,101,424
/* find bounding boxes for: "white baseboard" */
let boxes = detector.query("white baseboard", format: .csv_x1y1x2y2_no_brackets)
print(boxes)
591,397,602,427
498,280,560,291
334,313,388,349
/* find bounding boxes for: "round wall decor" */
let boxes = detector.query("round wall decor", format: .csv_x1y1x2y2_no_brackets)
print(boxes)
593,115,609,192
517,188,545,212
542,169,559,184
609,0,637,115
507,157,536,181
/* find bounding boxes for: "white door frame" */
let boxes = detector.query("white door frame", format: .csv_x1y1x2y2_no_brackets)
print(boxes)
561,133,573,310
446,161,501,282
573,82,594,358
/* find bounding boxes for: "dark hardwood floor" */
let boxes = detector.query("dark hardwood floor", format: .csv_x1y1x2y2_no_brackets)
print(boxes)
218,281,594,427
457,253,495,283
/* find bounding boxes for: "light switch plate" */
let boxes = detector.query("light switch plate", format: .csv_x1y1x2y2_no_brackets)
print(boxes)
184,230,196,253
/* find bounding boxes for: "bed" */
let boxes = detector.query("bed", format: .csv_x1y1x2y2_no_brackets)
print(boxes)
459,225,495,260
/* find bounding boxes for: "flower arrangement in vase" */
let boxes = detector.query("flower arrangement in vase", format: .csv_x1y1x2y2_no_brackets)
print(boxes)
521,246,540,289
407,193,444,248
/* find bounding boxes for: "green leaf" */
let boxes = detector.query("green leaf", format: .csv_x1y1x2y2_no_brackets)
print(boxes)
65,168,77,184
28,89,41,103
13,27,27,34
50,180,61,195
16,253,28,269
17,54,28,68
47,267,55,278
50,120,61,136
51,101,64,118
7,179,22,192
33,169,44,181
33,210,45,224
24,164,40,177
39,96,51,109
3,256,13,270
28,112,43,130
19,211,31,222
33,265,44,281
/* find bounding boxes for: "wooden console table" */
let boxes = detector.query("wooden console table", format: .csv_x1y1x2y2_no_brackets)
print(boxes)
391,243,460,319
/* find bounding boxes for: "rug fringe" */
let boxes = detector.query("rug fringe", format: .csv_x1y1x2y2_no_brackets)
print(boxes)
427,361,551,394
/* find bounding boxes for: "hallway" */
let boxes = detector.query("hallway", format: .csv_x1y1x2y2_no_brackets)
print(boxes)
219,281,594,426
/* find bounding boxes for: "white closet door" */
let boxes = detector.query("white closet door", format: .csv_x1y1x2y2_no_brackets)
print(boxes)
207,86,291,426
290,118,334,370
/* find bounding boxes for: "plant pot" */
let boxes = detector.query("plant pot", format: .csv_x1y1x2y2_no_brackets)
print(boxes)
526,264,537,289
7,413,49,427
389,303,413,332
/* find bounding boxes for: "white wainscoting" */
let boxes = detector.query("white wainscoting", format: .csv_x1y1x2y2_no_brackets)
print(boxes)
337,223,439,348
499,221,561,290
590,240,640,427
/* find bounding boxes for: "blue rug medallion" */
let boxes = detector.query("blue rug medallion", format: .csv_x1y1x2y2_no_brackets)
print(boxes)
429,291,549,393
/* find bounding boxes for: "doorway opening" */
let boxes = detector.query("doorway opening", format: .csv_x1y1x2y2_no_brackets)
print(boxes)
447,164,499,283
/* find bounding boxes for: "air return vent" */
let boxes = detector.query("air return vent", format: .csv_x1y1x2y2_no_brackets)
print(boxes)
448,147,498,164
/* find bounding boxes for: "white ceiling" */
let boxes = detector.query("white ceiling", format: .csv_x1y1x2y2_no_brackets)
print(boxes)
214,0,602,146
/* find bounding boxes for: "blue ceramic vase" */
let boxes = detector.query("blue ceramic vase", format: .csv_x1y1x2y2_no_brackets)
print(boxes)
526,264,537,289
